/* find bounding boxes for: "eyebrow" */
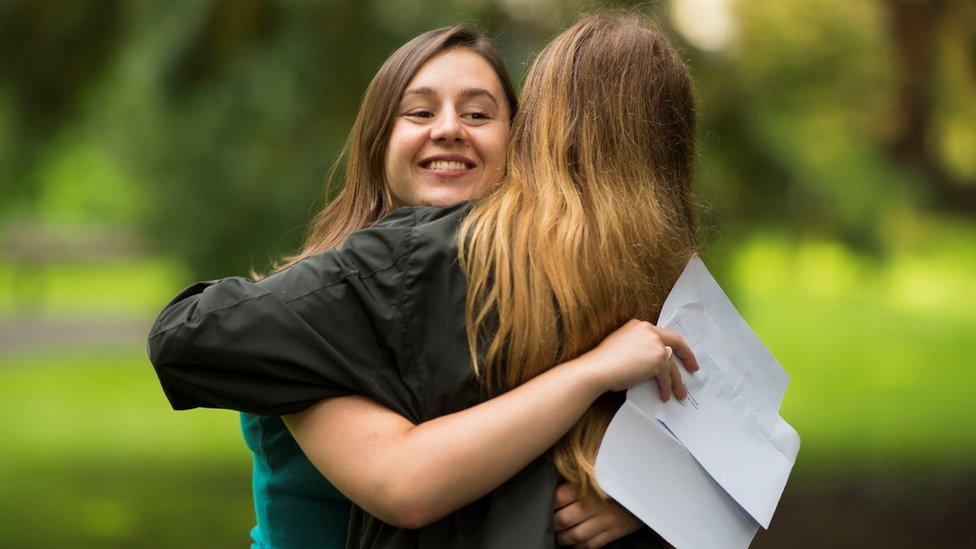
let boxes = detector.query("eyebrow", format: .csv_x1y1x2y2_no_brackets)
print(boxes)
402,86,499,107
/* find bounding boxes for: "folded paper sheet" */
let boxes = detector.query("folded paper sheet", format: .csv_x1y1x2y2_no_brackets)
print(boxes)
596,402,761,549
595,257,800,548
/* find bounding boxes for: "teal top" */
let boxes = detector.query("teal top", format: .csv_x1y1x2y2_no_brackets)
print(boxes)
240,412,351,549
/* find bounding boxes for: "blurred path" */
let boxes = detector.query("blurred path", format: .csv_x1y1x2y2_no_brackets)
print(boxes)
0,316,151,360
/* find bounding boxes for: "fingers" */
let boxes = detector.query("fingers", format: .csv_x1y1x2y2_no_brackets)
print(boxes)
553,501,593,532
553,482,578,510
555,494,644,547
670,356,687,400
573,531,616,549
656,361,672,401
654,327,700,372
555,514,609,546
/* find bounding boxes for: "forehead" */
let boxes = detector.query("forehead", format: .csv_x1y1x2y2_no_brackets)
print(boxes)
404,47,506,99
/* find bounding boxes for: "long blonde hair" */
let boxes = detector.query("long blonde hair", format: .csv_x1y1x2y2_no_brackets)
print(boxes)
458,14,699,498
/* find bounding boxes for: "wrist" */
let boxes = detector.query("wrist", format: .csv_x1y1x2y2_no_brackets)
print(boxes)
560,349,610,400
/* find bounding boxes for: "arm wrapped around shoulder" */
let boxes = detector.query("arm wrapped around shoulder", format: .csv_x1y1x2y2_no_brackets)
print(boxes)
147,248,410,417
146,205,463,418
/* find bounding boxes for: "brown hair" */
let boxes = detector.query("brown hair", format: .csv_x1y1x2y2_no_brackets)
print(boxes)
261,26,517,276
459,13,699,499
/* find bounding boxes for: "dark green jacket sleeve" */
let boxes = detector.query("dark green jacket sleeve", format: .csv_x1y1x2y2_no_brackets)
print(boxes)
147,208,422,417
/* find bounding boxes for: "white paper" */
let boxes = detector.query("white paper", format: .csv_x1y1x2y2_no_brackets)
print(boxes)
644,305,799,527
595,256,800,546
595,400,760,549
658,257,789,411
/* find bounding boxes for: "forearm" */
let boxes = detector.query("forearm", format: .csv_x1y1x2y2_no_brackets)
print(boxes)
395,353,606,523
285,350,609,528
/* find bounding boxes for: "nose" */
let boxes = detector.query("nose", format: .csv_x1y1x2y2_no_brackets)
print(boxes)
429,111,465,144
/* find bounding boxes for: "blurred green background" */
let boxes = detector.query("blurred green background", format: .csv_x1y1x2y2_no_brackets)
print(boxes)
1,0,973,547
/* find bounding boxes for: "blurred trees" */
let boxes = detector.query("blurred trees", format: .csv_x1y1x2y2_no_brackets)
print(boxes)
1,0,973,278
0,0,126,216
886,0,976,210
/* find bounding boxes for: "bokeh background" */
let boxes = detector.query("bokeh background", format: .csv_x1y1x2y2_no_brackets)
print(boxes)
1,0,973,547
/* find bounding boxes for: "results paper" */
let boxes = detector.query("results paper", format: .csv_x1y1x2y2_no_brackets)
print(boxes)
597,405,759,549
595,257,800,547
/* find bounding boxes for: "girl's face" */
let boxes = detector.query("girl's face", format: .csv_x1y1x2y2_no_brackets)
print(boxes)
384,47,511,207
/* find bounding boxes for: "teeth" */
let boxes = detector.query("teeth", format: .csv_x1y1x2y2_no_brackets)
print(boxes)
427,161,469,170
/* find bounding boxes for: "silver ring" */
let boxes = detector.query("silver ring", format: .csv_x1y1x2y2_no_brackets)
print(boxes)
664,346,673,361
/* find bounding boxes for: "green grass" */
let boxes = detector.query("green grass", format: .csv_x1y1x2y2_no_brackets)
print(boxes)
2,457,252,548
726,228,976,467
1,218,974,545
0,348,249,461
0,348,253,547
0,257,188,317
747,295,975,466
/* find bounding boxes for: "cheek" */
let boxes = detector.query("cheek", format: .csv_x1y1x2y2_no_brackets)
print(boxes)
387,124,422,165
387,139,408,165
483,129,509,168
390,127,425,157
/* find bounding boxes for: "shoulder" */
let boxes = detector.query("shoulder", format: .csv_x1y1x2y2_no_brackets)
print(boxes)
344,201,474,272
257,202,473,301
367,201,473,247
409,201,475,252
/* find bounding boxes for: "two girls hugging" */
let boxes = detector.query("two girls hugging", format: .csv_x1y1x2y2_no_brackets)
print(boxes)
150,12,702,549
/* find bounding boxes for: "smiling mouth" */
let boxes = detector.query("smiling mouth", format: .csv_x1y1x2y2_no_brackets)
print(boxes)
421,160,475,171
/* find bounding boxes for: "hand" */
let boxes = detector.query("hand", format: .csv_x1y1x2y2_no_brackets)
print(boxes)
552,482,642,548
586,319,699,401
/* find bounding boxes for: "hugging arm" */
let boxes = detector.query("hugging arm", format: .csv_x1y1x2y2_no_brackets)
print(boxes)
284,318,698,533
148,271,693,538
284,346,608,528
147,213,697,542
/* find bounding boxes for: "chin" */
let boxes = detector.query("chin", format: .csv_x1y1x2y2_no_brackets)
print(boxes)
422,192,479,208
422,199,465,208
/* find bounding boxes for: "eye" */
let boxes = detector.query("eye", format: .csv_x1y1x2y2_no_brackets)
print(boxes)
464,112,490,121
406,110,434,119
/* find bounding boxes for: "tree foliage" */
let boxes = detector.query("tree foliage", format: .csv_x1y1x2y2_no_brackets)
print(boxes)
1,0,973,277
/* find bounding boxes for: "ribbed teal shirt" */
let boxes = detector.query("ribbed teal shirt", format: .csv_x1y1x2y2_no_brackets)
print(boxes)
240,413,351,549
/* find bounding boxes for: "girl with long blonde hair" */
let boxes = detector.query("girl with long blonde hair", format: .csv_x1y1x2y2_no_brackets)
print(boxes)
151,13,699,547
459,12,698,498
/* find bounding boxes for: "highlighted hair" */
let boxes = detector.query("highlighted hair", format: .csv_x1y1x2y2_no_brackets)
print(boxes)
459,13,699,499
